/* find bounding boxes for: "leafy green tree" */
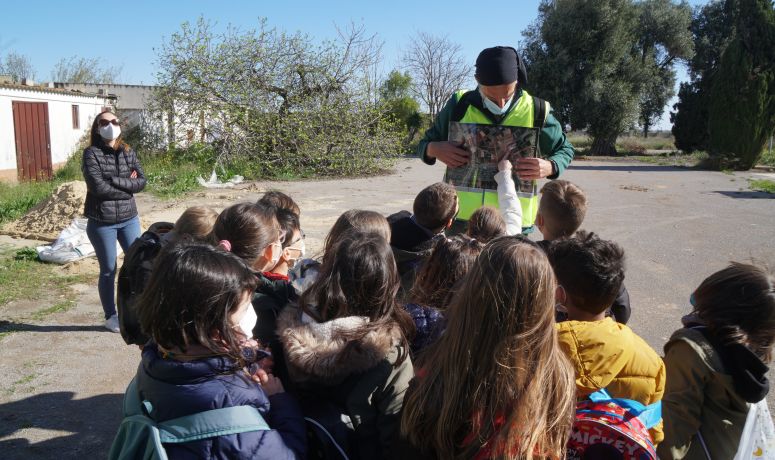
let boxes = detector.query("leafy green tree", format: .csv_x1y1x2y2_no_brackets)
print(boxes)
671,81,709,152
707,0,775,169
522,0,692,154
379,70,422,143
671,0,738,152
151,18,403,177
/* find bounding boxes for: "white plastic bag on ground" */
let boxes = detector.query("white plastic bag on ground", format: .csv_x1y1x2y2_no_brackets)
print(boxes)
36,217,119,264
197,169,244,188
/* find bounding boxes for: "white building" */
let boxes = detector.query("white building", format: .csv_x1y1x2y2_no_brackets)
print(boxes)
0,79,115,182
54,82,156,130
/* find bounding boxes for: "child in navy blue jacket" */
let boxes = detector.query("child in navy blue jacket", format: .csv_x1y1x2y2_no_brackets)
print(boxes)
132,243,306,459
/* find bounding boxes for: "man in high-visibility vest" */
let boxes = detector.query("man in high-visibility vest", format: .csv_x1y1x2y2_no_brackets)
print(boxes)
418,46,575,233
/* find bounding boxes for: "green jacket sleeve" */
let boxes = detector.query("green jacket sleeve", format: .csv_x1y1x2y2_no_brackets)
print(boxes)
657,340,707,459
374,351,414,459
540,111,575,179
417,95,458,165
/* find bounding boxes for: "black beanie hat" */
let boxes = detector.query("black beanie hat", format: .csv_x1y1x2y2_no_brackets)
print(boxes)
475,46,528,86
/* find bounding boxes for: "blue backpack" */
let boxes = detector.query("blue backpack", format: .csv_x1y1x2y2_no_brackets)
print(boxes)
109,378,271,460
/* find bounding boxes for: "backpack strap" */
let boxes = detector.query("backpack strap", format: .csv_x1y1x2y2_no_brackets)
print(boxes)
587,389,662,429
451,90,499,124
157,405,270,443
123,377,271,444
452,91,548,128
532,95,547,128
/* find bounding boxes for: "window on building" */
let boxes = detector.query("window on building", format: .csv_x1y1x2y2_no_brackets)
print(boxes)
72,105,80,129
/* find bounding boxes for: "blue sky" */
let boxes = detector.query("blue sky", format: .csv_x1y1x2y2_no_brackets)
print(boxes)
2,0,708,129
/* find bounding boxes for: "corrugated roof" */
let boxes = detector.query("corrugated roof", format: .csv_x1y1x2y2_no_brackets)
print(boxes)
0,82,117,99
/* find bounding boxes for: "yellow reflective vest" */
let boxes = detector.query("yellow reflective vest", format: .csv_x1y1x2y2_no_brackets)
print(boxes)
450,89,548,228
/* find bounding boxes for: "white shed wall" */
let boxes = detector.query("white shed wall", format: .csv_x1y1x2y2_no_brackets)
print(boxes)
0,87,110,178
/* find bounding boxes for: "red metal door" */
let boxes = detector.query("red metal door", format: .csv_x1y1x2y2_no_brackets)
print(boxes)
12,101,53,181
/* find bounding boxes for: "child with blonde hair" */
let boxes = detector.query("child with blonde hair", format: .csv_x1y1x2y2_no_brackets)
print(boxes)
397,236,576,459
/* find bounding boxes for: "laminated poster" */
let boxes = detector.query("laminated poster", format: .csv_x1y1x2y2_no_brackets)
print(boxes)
445,122,540,218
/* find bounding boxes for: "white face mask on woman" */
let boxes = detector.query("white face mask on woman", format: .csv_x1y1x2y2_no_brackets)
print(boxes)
99,123,121,140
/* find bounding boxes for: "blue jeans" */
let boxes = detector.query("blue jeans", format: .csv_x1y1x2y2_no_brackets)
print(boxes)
86,216,141,319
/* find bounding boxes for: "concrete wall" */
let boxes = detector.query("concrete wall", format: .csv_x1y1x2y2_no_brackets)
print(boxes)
0,86,111,181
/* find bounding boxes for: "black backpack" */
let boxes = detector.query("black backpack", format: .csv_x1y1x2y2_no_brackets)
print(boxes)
303,399,357,460
117,222,174,346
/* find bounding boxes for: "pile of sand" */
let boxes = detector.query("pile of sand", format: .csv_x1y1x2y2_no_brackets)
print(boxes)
1,181,88,242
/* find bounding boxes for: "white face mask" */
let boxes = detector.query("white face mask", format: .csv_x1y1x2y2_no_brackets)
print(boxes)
479,86,512,116
99,123,121,140
236,300,257,338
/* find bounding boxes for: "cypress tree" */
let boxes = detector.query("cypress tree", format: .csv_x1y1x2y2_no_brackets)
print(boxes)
708,0,775,169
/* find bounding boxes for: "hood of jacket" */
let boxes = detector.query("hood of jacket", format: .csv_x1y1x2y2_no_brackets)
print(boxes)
388,210,441,254
277,304,403,385
671,326,770,403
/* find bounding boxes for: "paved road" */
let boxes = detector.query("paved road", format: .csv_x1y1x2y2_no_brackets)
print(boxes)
560,161,775,349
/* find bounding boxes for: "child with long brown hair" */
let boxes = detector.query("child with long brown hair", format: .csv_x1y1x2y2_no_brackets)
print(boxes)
277,229,414,460
397,236,576,460
290,209,391,293
125,243,306,459
658,263,775,459
405,235,484,355
212,202,284,272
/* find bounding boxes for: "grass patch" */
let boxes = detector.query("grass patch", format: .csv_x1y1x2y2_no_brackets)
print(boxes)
0,181,59,225
0,248,62,307
6,373,38,395
759,147,775,167
567,132,676,153
13,374,36,386
0,150,84,226
0,247,93,310
588,150,709,168
30,299,76,321
749,179,775,193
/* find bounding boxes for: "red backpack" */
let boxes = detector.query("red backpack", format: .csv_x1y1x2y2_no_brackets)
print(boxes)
567,389,661,460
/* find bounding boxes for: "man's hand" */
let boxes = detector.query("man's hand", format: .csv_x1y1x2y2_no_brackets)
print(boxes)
515,157,553,180
130,170,138,179
427,141,470,168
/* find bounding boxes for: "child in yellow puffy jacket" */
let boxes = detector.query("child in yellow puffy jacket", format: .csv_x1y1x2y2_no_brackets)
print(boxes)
548,231,666,445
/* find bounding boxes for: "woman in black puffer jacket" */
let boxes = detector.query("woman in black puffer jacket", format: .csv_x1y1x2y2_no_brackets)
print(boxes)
82,111,146,332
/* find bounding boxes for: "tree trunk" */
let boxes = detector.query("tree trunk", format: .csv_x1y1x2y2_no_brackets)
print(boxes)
590,135,619,155
643,124,650,138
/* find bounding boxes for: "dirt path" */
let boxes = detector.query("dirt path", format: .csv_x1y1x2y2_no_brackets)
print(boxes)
0,157,773,459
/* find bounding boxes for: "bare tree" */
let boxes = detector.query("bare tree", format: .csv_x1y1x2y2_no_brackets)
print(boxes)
402,32,470,118
51,56,123,83
1,51,36,83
